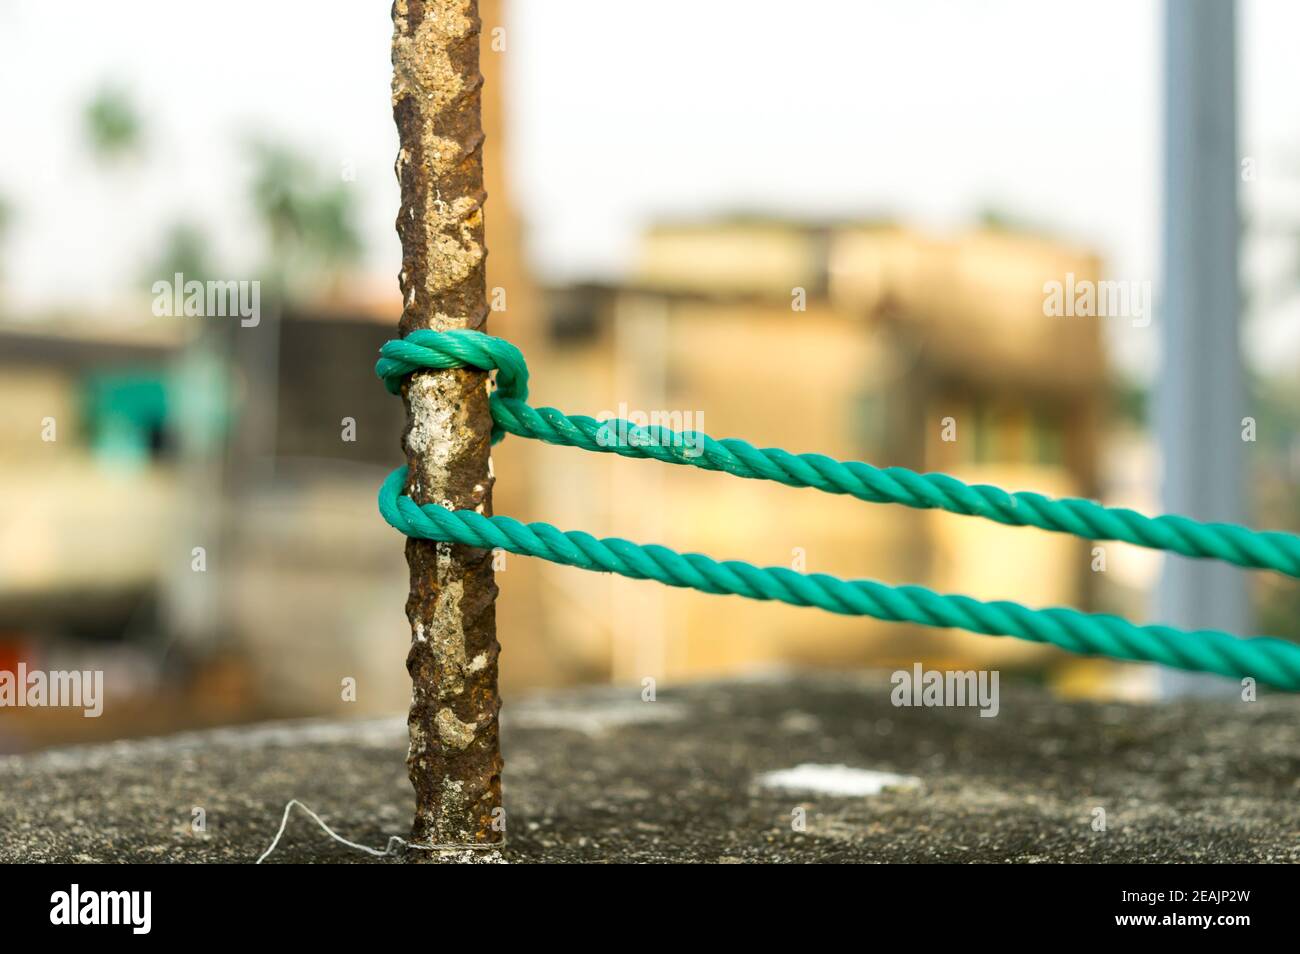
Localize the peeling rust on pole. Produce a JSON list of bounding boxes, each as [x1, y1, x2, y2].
[[391, 0, 502, 856]]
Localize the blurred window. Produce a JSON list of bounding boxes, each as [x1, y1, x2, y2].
[[81, 371, 171, 462]]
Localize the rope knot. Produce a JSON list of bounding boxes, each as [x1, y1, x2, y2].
[[376, 328, 529, 443]]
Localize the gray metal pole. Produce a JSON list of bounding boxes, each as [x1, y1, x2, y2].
[[1156, 0, 1248, 696]]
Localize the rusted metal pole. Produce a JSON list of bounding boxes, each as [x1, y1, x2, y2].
[[391, 0, 503, 855]]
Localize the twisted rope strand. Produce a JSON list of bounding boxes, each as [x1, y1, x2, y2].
[[378, 467, 1300, 690], [376, 330, 1300, 577]]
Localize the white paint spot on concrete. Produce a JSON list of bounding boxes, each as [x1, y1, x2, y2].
[[756, 763, 921, 797]]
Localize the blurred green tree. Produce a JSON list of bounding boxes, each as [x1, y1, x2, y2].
[[145, 221, 215, 287], [83, 86, 144, 163], [245, 138, 362, 299]]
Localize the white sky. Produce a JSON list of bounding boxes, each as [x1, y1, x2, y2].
[[1, 0, 1298, 377]]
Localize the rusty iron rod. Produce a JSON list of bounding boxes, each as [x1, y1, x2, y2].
[[391, 0, 503, 852]]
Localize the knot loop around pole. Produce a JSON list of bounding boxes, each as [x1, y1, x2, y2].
[[376, 329, 529, 443]]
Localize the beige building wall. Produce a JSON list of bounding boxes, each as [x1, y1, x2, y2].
[[521, 222, 1108, 686]]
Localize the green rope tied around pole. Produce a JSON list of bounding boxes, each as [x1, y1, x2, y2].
[[376, 329, 1300, 690], [378, 330, 1300, 578], [377, 329, 528, 443]]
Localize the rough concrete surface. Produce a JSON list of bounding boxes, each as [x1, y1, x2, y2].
[[1, 673, 1297, 863]]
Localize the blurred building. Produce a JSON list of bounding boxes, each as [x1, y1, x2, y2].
[[528, 220, 1106, 682], [0, 0, 1119, 747], [0, 304, 407, 749], [0, 220, 1111, 752]]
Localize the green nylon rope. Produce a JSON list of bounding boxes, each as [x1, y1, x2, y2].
[[377, 468, 1300, 690], [376, 329, 1300, 690], [377, 330, 1300, 578]]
